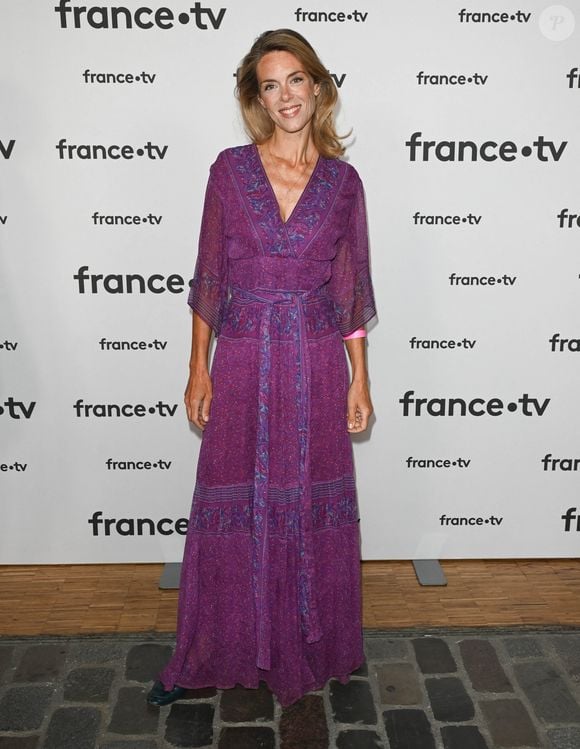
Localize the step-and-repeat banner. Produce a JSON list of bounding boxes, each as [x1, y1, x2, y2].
[[1, 1, 579, 563]]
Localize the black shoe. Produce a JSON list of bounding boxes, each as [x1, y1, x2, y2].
[[146, 680, 187, 706]]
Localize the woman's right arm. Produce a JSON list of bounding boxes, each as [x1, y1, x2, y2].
[[185, 153, 228, 429], [184, 311, 213, 430]]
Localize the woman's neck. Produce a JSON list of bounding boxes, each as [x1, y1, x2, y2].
[[266, 127, 317, 166]]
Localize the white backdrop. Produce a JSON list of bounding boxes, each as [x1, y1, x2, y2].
[[1, 1, 579, 563]]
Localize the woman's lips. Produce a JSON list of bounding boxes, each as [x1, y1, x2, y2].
[[279, 104, 301, 118]]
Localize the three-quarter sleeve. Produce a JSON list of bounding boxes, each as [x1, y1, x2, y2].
[[328, 173, 377, 337], [187, 160, 228, 336]]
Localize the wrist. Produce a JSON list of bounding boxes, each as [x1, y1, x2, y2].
[[350, 373, 368, 386], [189, 360, 209, 376]]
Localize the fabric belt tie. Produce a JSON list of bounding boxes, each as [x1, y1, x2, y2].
[[230, 286, 324, 671]]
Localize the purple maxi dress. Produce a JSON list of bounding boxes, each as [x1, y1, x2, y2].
[[158, 143, 377, 707]]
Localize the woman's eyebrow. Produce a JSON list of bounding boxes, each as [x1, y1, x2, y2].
[[259, 70, 305, 84]]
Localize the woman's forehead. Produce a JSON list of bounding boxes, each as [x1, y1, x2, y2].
[[257, 50, 305, 79]]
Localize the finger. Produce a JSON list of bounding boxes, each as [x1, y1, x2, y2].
[[189, 399, 203, 429], [347, 401, 358, 431], [200, 394, 212, 424], [349, 397, 367, 430], [184, 392, 195, 421], [355, 408, 371, 432], [347, 404, 361, 433]]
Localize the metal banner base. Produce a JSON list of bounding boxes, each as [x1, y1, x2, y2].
[[160, 561, 447, 589], [413, 560, 447, 586], [159, 563, 182, 589]]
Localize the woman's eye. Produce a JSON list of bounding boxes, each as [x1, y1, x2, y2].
[[292, 76, 304, 84], [263, 83, 275, 91]]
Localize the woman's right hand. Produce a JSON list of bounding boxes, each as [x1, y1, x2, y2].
[[184, 368, 213, 430]]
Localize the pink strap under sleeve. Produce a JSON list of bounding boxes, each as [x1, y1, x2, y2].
[[343, 326, 366, 340]]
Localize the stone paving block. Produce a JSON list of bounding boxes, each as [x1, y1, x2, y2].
[[68, 640, 131, 664], [375, 663, 422, 705], [183, 686, 217, 699], [13, 644, 66, 683], [219, 682, 274, 722], [364, 638, 408, 661], [352, 659, 369, 676], [100, 742, 158, 749], [383, 709, 436, 749], [329, 678, 377, 724], [165, 702, 214, 748], [108, 686, 159, 735], [551, 635, 580, 682], [44, 706, 101, 749], [0, 647, 14, 681], [440, 725, 489, 749], [515, 661, 580, 723], [502, 637, 543, 658], [480, 698, 539, 747], [547, 726, 580, 749], [336, 729, 384, 748], [64, 666, 115, 702], [125, 643, 173, 683], [6, 631, 580, 749], [425, 677, 474, 722], [412, 638, 456, 674], [218, 725, 275, 749], [0, 685, 54, 730], [279, 693, 328, 749], [0, 738, 40, 749], [459, 639, 513, 693]]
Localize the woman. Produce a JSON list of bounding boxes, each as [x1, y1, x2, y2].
[[148, 28, 377, 708]]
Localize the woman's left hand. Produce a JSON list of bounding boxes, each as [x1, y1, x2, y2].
[[347, 379, 373, 433]]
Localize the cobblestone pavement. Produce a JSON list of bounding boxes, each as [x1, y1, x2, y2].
[[1, 629, 580, 749]]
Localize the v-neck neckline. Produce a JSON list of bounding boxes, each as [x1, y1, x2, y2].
[[253, 143, 321, 226]]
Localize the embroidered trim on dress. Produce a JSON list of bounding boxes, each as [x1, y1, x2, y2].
[[227, 145, 341, 257], [189, 476, 358, 537]]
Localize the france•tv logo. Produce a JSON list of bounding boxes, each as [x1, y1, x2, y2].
[[562, 507, 580, 532]]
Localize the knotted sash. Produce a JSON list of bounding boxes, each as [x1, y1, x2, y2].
[[230, 286, 325, 671]]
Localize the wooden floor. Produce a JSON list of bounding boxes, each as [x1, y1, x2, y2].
[[0, 559, 579, 636]]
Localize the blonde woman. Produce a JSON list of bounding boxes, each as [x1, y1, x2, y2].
[[148, 28, 377, 708]]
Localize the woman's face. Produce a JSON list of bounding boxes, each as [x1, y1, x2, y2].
[[256, 50, 320, 136]]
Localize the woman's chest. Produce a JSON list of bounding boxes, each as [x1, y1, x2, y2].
[[221, 146, 352, 260]]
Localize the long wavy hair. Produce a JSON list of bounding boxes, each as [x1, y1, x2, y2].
[[236, 29, 347, 158]]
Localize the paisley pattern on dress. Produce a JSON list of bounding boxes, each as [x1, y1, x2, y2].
[[158, 143, 377, 708], [227, 144, 342, 257]]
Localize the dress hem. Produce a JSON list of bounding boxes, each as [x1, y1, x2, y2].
[[159, 656, 365, 708]]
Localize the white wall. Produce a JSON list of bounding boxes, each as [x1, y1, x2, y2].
[[1, 0, 579, 562]]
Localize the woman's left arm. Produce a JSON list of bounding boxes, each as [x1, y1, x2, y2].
[[344, 336, 373, 432]]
